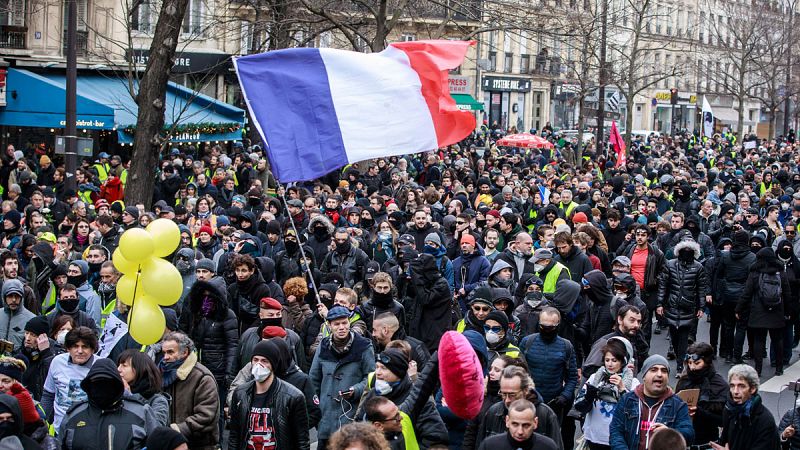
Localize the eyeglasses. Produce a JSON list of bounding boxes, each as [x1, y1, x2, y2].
[[498, 391, 521, 399], [380, 413, 402, 423], [472, 305, 492, 313], [484, 325, 503, 333]]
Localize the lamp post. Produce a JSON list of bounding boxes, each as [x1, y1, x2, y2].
[[65, 0, 77, 192]]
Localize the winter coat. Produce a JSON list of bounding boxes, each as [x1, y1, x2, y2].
[[227, 270, 271, 322], [406, 253, 453, 352], [18, 342, 61, 401], [582, 269, 616, 343], [675, 367, 727, 445], [471, 395, 563, 450], [778, 407, 800, 450], [716, 246, 757, 305], [179, 278, 239, 387], [736, 249, 794, 329], [719, 395, 778, 450], [321, 244, 370, 288], [609, 385, 694, 450], [518, 333, 578, 403], [555, 246, 594, 283], [657, 240, 710, 328], [477, 432, 557, 450], [496, 248, 536, 284], [309, 332, 375, 439], [164, 352, 220, 450], [0, 291, 35, 352], [357, 294, 406, 336], [273, 245, 314, 286], [407, 223, 443, 252], [228, 378, 310, 450], [237, 326, 306, 375], [453, 250, 491, 296], [0, 390, 54, 450], [307, 215, 335, 266], [75, 282, 102, 330]]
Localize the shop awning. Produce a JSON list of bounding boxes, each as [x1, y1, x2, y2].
[[0, 68, 245, 143], [451, 94, 484, 111], [712, 107, 756, 127]]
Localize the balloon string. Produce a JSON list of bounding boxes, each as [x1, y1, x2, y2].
[[129, 264, 141, 324]]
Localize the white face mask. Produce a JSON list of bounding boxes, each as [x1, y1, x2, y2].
[[251, 363, 271, 383], [613, 293, 627, 302], [533, 264, 545, 273], [783, 203, 791, 211], [485, 331, 501, 345], [56, 330, 68, 346], [375, 379, 393, 395]]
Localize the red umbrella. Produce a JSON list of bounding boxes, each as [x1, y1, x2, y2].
[[496, 133, 554, 149]]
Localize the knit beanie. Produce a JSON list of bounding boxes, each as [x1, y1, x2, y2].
[[24, 316, 49, 336], [198, 225, 213, 237], [485, 310, 509, 332], [195, 258, 215, 273], [377, 348, 409, 379], [145, 426, 188, 450], [6, 383, 39, 425], [639, 354, 670, 379], [124, 206, 140, 220]]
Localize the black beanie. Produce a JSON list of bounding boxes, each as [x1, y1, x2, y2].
[[265, 220, 281, 235], [252, 340, 278, 365], [145, 426, 188, 450], [24, 316, 49, 336], [485, 310, 509, 331], [733, 229, 750, 247], [377, 348, 409, 379]]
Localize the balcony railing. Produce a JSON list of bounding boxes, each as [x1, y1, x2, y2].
[[0, 26, 26, 49], [62, 30, 88, 57]]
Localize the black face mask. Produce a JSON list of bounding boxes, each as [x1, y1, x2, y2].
[[313, 227, 328, 239], [476, 219, 487, 228], [248, 197, 261, 206], [778, 246, 794, 260], [260, 317, 283, 329], [336, 240, 351, 255], [284, 239, 299, 253], [372, 291, 393, 307], [678, 248, 694, 262], [538, 324, 559, 341], [361, 218, 374, 229], [88, 262, 102, 273], [88, 380, 122, 410], [389, 220, 401, 230], [59, 299, 79, 313], [751, 245, 763, 254], [0, 421, 13, 439], [67, 273, 87, 287]]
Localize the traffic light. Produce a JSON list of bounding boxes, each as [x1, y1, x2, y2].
[[670, 88, 679, 105]]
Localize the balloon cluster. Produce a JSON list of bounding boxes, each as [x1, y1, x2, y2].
[[114, 219, 182, 345]]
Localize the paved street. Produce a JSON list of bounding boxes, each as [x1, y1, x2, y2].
[[650, 317, 799, 422]]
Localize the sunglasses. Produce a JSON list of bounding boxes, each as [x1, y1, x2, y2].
[[484, 325, 503, 333], [685, 354, 703, 362], [472, 305, 492, 312], [456, 221, 466, 225]]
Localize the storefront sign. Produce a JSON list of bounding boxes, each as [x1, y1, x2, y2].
[[449, 76, 471, 94], [58, 119, 106, 127], [125, 49, 232, 74], [482, 76, 531, 92], [654, 90, 697, 104]]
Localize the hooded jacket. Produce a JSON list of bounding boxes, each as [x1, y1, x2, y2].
[[357, 292, 406, 336], [555, 245, 594, 283], [59, 359, 157, 449], [658, 239, 710, 327], [0, 279, 34, 352], [609, 384, 694, 450], [736, 248, 794, 329], [307, 215, 335, 267], [0, 394, 41, 450], [179, 277, 239, 386], [582, 270, 616, 343], [174, 248, 196, 313], [716, 241, 757, 305], [227, 267, 271, 321], [406, 253, 453, 352]]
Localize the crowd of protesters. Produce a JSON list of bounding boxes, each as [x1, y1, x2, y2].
[[0, 126, 798, 450]]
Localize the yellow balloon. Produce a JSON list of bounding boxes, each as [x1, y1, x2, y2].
[[128, 299, 166, 345], [112, 248, 139, 275], [116, 273, 141, 306], [141, 257, 183, 306], [119, 228, 155, 263], [147, 218, 181, 258]]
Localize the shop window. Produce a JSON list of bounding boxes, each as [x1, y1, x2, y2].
[[182, 0, 203, 35], [131, 0, 151, 32], [520, 54, 530, 74], [504, 53, 512, 73], [488, 51, 497, 71]]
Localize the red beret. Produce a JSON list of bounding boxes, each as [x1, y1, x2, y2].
[[261, 326, 287, 339], [572, 212, 588, 224], [486, 210, 501, 219], [260, 297, 282, 311]]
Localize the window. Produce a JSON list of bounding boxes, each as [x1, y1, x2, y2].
[[62, 0, 88, 55], [503, 31, 511, 53], [699, 12, 705, 42], [239, 21, 252, 55], [319, 30, 332, 48], [131, 0, 151, 32], [0, 0, 25, 26], [504, 53, 512, 72], [489, 51, 497, 71], [520, 54, 530, 73], [182, 0, 202, 35], [400, 33, 415, 41]]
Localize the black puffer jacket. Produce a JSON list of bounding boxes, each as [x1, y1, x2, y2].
[[657, 240, 710, 327], [357, 294, 406, 335], [180, 277, 239, 386], [406, 253, 453, 352], [715, 245, 756, 305], [228, 378, 310, 450], [736, 248, 793, 329]]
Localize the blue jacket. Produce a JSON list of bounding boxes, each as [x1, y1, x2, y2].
[[453, 251, 491, 295], [309, 332, 375, 439], [518, 333, 578, 403], [609, 385, 694, 450]]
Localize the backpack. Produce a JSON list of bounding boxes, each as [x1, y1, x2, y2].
[[757, 272, 783, 311]]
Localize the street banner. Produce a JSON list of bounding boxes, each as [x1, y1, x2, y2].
[[610, 120, 626, 168], [702, 96, 714, 138]]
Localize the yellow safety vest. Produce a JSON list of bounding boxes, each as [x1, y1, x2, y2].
[[100, 299, 116, 329], [400, 412, 420, 450], [41, 283, 57, 314], [78, 190, 93, 205], [93, 163, 110, 182], [537, 262, 570, 294], [120, 169, 128, 187], [456, 319, 466, 333]]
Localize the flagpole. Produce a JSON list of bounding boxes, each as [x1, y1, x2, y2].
[[278, 184, 322, 305]]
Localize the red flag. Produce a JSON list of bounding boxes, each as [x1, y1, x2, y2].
[[610, 121, 626, 168]]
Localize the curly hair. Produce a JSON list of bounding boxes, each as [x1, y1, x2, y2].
[[283, 277, 309, 299], [328, 422, 391, 450]]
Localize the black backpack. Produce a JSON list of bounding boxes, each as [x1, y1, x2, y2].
[[757, 272, 783, 311]]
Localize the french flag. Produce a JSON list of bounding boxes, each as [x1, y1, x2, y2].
[[234, 40, 476, 183]]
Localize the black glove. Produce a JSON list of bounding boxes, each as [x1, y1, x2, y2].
[[549, 395, 569, 410]]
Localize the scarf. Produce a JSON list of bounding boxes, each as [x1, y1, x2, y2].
[[159, 358, 185, 388], [197, 210, 211, 220], [725, 393, 760, 418], [330, 332, 354, 356], [74, 233, 89, 246], [200, 295, 214, 317]]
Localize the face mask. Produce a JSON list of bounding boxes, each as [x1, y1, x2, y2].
[[260, 317, 283, 330], [59, 299, 79, 313], [423, 245, 440, 255], [613, 293, 627, 302], [539, 324, 559, 340], [251, 363, 271, 382], [778, 247, 793, 260], [0, 421, 14, 439], [533, 264, 545, 273], [485, 331, 501, 345], [67, 273, 87, 287], [678, 248, 694, 262], [248, 197, 261, 206], [525, 291, 543, 308], [494, 277, 512, 288], [88, 381, 122, 409], [783, 203, 790, 210], [336, 240, 351, 254], [313, 227, 328, 239], [476, 219, 487, 228], [284, 239, 298, 253], [375, 379, 393, 395], [361, 218, 374, 228], [88, 262, 102, 273], [56, 329, 68, 345], [175, 260, 192, 273]]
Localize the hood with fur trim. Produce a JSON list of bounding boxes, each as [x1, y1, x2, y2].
[[308, 214, 335, 234], [673, 239, 701, 259]]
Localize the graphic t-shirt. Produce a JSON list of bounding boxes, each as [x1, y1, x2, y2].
[[246, 391, 277, 450]]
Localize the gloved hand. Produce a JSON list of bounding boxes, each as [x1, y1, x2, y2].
[[548, 395, 569, 411]]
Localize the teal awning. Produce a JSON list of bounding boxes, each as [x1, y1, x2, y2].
[[451, 93, 484, 111], [0, 68, 245, 143]]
